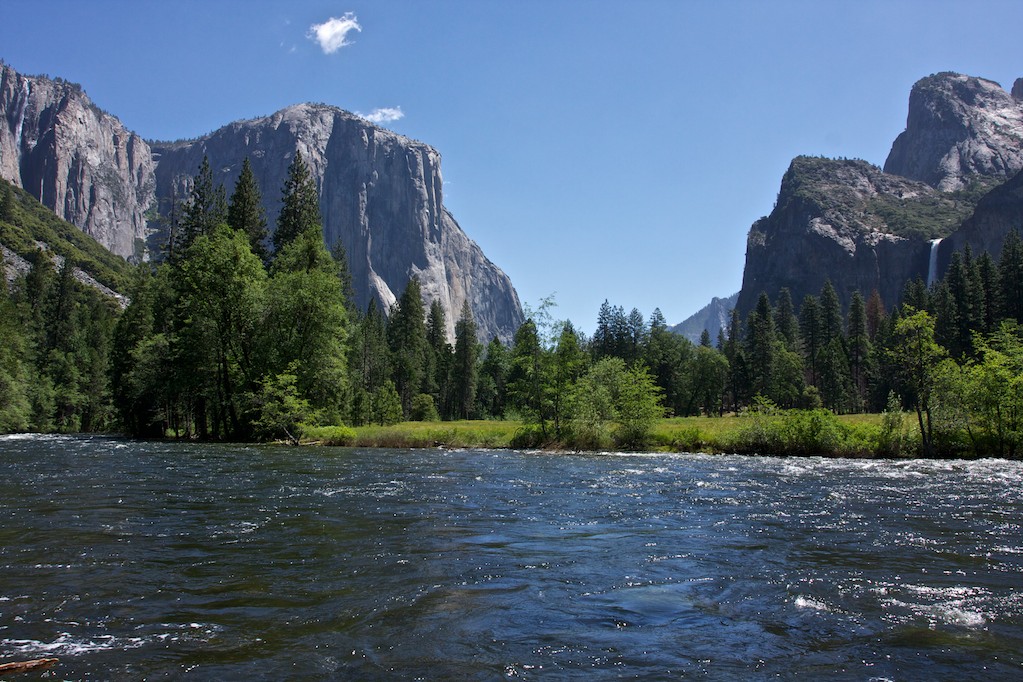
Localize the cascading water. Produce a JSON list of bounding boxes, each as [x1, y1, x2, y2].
[[927, 238, 943, 287]]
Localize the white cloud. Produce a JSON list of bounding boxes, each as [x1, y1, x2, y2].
[[307, 12, 361, 54], [358, 107, 405, 125]]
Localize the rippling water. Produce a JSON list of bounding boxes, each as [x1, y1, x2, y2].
[[1, 435, 1022, 679]]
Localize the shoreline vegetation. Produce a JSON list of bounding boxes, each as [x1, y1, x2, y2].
[[297, 410, 931, 459], [4, 160, 1023, 462]]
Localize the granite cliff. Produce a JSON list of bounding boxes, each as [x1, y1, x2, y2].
[[735, 72, 1023, 318], [150, 103, 522, 342], [884, 73, 1023, 191], [0, 65, 523, 342], [0, 64, 155, 260]]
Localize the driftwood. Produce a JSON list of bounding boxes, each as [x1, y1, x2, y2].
[[0, 658, 58, 676]]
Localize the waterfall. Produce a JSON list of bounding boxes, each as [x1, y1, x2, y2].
[[927, 238, 943, 287]]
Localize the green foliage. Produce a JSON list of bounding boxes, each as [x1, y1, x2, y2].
[[570, 357, 664, 449], [0, 179, 131, 292], [274, 151, 322, 253], [254, 363, 311, 444], [227, 157, 269, 264], [370, 380, 403, 426], [410, 393, 440, 421]]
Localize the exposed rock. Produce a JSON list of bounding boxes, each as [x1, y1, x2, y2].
[[0, 64, 155, 260], [0, 65, 523, 342], [884, 72, 1023, 191], [736, 157, 975, 316], [939, 167, 1023, 274], [150, 104, 522, 342], [670, 292, 738, 343], [1013, 78, 1023, 102]]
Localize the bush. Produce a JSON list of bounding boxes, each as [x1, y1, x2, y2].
[[410, 393, 439, 421]]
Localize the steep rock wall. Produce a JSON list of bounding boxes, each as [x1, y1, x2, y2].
[[151, 104, 522, 342], [884, 72, 1023, 191], [0, 64, 155, 259]]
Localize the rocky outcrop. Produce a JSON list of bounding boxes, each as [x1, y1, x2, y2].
[[736, 157, 975, 316], [151, 104, 522, 342], [884, 73, 1023, 191], [670, 292, 737, 343], [0, 64, 155, 260], [938, 168, 1023, 273]]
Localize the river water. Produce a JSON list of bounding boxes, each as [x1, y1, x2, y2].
[[1, 435, 1022, 680]]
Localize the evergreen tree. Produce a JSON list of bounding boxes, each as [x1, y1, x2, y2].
[[227, 157, 269, 264], [451, 301, 480, 420], [745, 292, 777, 400], [347, 299, 391, 425], [274, 151, 322, 253], [425, 300, 452, 417], [799, 294, 823, 387], [179, 156, 227, 252], [998, 230, 1023, 323], [477, 336, 510, 418], [699, 328, 712, 348], [846, 291, 872, 411], [774, 287, 800, 350], [819, 280, 844, 347], [976, 251, 999, 334], [387, 277, 427, 417]]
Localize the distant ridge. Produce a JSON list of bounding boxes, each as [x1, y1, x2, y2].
[[670, 292, 738, 343]]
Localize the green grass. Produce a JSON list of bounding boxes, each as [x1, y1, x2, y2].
[[300, 412, 920, 458]]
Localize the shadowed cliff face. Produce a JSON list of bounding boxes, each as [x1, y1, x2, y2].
[[0, 64, 155, 260], [151, 104, 523, 343], [736, 157, 976, 316], [884, 73, 1023, 191], [736, 73, 1023, 318]]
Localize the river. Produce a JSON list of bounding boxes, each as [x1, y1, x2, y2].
[[1, 435, 1021, 679]]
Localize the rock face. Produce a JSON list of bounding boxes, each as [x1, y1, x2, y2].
[[670, 292, 737, 343], [151, 103, 522, 342], [939, 168, 1023, 271], [737, 72, 1023, 317], [0, 64, 155, 260], [0, 65, 523, 342], [736, 157, 973, 316], [883, 73, 1023, 191]]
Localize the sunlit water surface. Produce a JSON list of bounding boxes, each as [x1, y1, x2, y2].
[[1, 435, 1022, 679]]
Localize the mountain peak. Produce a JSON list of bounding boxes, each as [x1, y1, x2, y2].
[[883, 72, 1023, 190]]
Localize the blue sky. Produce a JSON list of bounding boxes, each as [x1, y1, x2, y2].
[[4, 0, 1022, 332]]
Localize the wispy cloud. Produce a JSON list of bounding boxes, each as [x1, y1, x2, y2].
[[307, 12, 361, 54], [358, 107, 405, 125]]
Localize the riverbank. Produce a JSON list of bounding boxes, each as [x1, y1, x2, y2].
[[300, 411, 917, 458]]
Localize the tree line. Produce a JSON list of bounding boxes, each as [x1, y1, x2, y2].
[[2, 155, 1022, 456]]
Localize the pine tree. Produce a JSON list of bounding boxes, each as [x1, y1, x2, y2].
[[227, 157, 269, 264], [387, 277, 427, 417], [745, 292, 776, 400], [774, 287, 800, 350], [998, 230, 1023, 323], [477, 336, 510, 418], [179, 156, 227, 252], [452, 301, 480, 420], [274, 150, 322, 253], [424, 300, 451, 416], [846, 291, 872, 411], [799, 294, 822, 387]]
